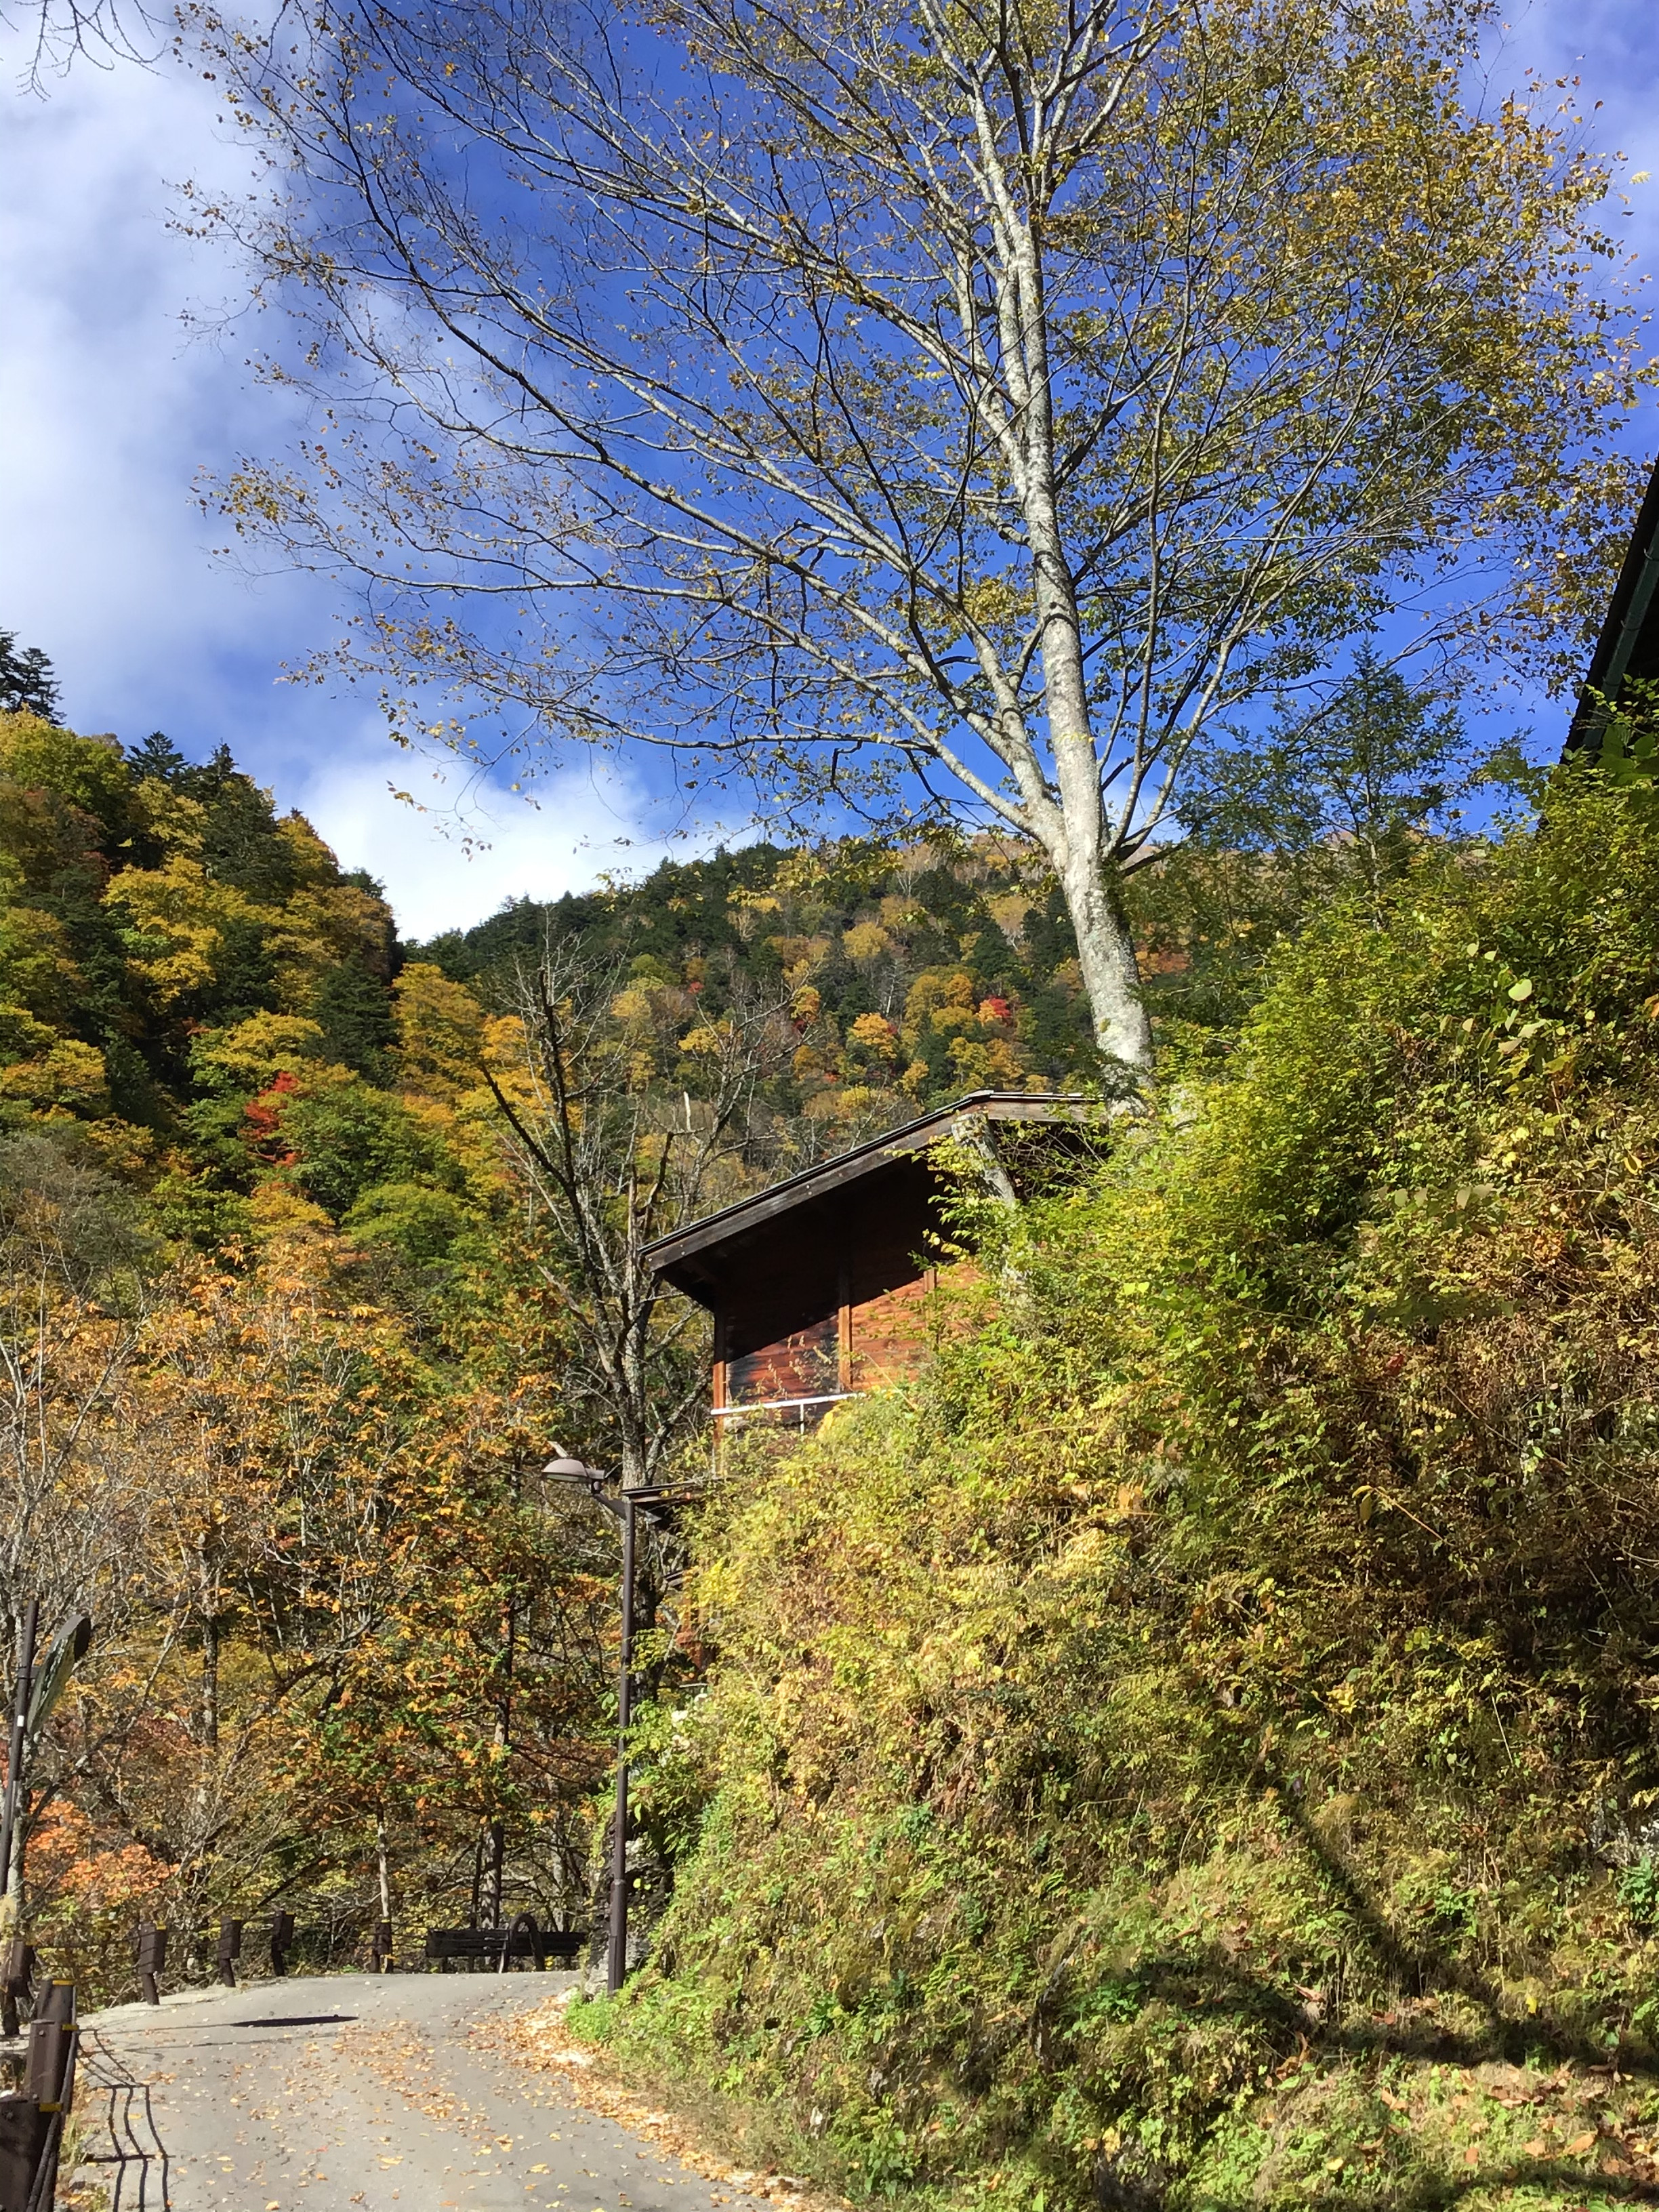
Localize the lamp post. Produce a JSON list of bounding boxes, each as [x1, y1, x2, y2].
[[544, 1456, 697, 1995]]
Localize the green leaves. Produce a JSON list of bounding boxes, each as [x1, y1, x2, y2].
[[578, 769, 1659, 2209]]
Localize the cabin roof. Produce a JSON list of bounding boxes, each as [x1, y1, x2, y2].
[[642, 1090, 1092, 1358], [1565, 455, 1659, 754]]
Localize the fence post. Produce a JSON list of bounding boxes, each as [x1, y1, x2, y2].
[[24, 2011, 69, 2108], [0, 2093, 47, 2212], [16, 1986, 75, 2212], [0, 1946, 30, 2044], [216, 1920, 243, 1988], [269, 1913, 294, 1979], [134, 1923, 167, 2006]]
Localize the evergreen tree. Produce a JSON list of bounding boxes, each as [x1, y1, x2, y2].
[[125, 731, 193, 784], [0, 633, 61, 724], [1177, 653, 1469, 890]]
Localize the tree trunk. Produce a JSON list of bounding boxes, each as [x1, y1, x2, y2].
[[197, 1532, 220, 1751], [376, 1811, 392, 1923], [194, 1537, 221, 1836], [1019, 317, 1156, 1084], [487, 1595, 514, 1929], [6, 1794, 24, 1911], [1059, 850, 1155, 1082], [487, 1820, 505, 1931], [199, 1616, 219, 1751]]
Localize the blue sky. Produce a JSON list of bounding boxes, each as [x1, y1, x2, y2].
[[0, 27, 704, 937], [1, 1, 1656, 940]]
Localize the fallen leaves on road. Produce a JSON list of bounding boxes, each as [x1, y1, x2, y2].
[[478, 1994, 848, 2212], [336, 2020, 499, 2155]]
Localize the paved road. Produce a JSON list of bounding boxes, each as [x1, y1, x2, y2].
[[75, 1969, 769, 2212]]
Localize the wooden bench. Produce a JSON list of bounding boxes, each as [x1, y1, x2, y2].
[[424, 1920, 585, 1971]]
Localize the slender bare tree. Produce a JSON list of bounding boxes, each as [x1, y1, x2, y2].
[[3, 0, 160, 89], [486, 940, 790, 1486], [205, 0, 1652, 1080], [0, 1137, 156, 1906]]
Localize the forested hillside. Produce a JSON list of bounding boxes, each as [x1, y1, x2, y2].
[[421, 837, 1102, 1118], [0, 709, 623, 1991], [572, 762, 1659, 2212], [0, 702, 1142, 1999]]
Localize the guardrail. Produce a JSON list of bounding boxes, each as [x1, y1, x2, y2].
[[0, 1981, 77, 2212]]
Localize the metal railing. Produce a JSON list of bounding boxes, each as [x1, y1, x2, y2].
[[711, 1391, 861, 1433]]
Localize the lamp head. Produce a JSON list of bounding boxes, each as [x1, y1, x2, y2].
[[543, 1451, 598, 1483]]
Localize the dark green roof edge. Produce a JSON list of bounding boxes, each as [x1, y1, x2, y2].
[[1565, 455, 1659, 754]]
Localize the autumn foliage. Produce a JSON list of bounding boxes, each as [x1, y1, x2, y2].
[[577, 767, 1659, 2208]]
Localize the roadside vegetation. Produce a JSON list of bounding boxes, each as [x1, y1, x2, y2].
[[0, 691, 1113, 2000], [571, 761, 1659, 2211]]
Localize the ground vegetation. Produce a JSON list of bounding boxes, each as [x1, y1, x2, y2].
[[570, 760, 1659, 2211]]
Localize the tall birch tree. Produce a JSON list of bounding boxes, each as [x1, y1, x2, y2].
[[208, 0, 1651, 1080]]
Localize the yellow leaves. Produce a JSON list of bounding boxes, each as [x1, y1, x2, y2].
[[609, 986, 655, 1025], [958, 576, 1028, 634], [0, 716, 132, 830], [770, 935, 831, 986], [948, 1033, 1025, 1089], [1052, 1525, 1114, 1580], [902, 968, 976, 1046], [0, 1038, 110, 1116], [192, 1013, 329, 1090], [104, 857, 259, 1006], [130, 775, 207, 857], [0, 906, 80, 1035], [842, 920, 891, 964], [847, 1011, 899, 1061], [272, 882, 394, 1015], [392, 962, 487, 1101], [246, 1179, 335, 1247]]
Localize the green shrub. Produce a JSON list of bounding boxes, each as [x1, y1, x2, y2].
[[582, 768, 1659, 2209]]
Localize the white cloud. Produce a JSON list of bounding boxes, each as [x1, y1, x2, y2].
[[290, 736, 714, 941], [0, 48, 318, 730], [0, 43, 719, 930]]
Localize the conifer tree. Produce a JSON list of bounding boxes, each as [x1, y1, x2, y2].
[[0, 634, 61, 724]]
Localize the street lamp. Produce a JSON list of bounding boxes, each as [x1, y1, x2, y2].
[[543, 1454, 670, 1996]]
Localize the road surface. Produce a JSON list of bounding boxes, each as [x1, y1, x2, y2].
[[72, 1968, 771, 2212]]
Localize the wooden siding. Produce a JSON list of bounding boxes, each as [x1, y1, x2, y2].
[[849, 1273, 939, 1391], [725, 1316, 840, 1406], [720, 1267, 967, 1411]]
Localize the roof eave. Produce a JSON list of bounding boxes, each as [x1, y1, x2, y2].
[[641, 1090, 1094, 1280], [1566, 455, 1659, 755]]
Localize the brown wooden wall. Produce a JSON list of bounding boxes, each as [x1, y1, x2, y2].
[[722, 1317, 839, 1408], [715, 1269, 957, 1414]]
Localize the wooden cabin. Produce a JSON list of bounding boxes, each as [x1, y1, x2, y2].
[[1566, 455, 1659, 756], [642, 1090, 1094, 1436]]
